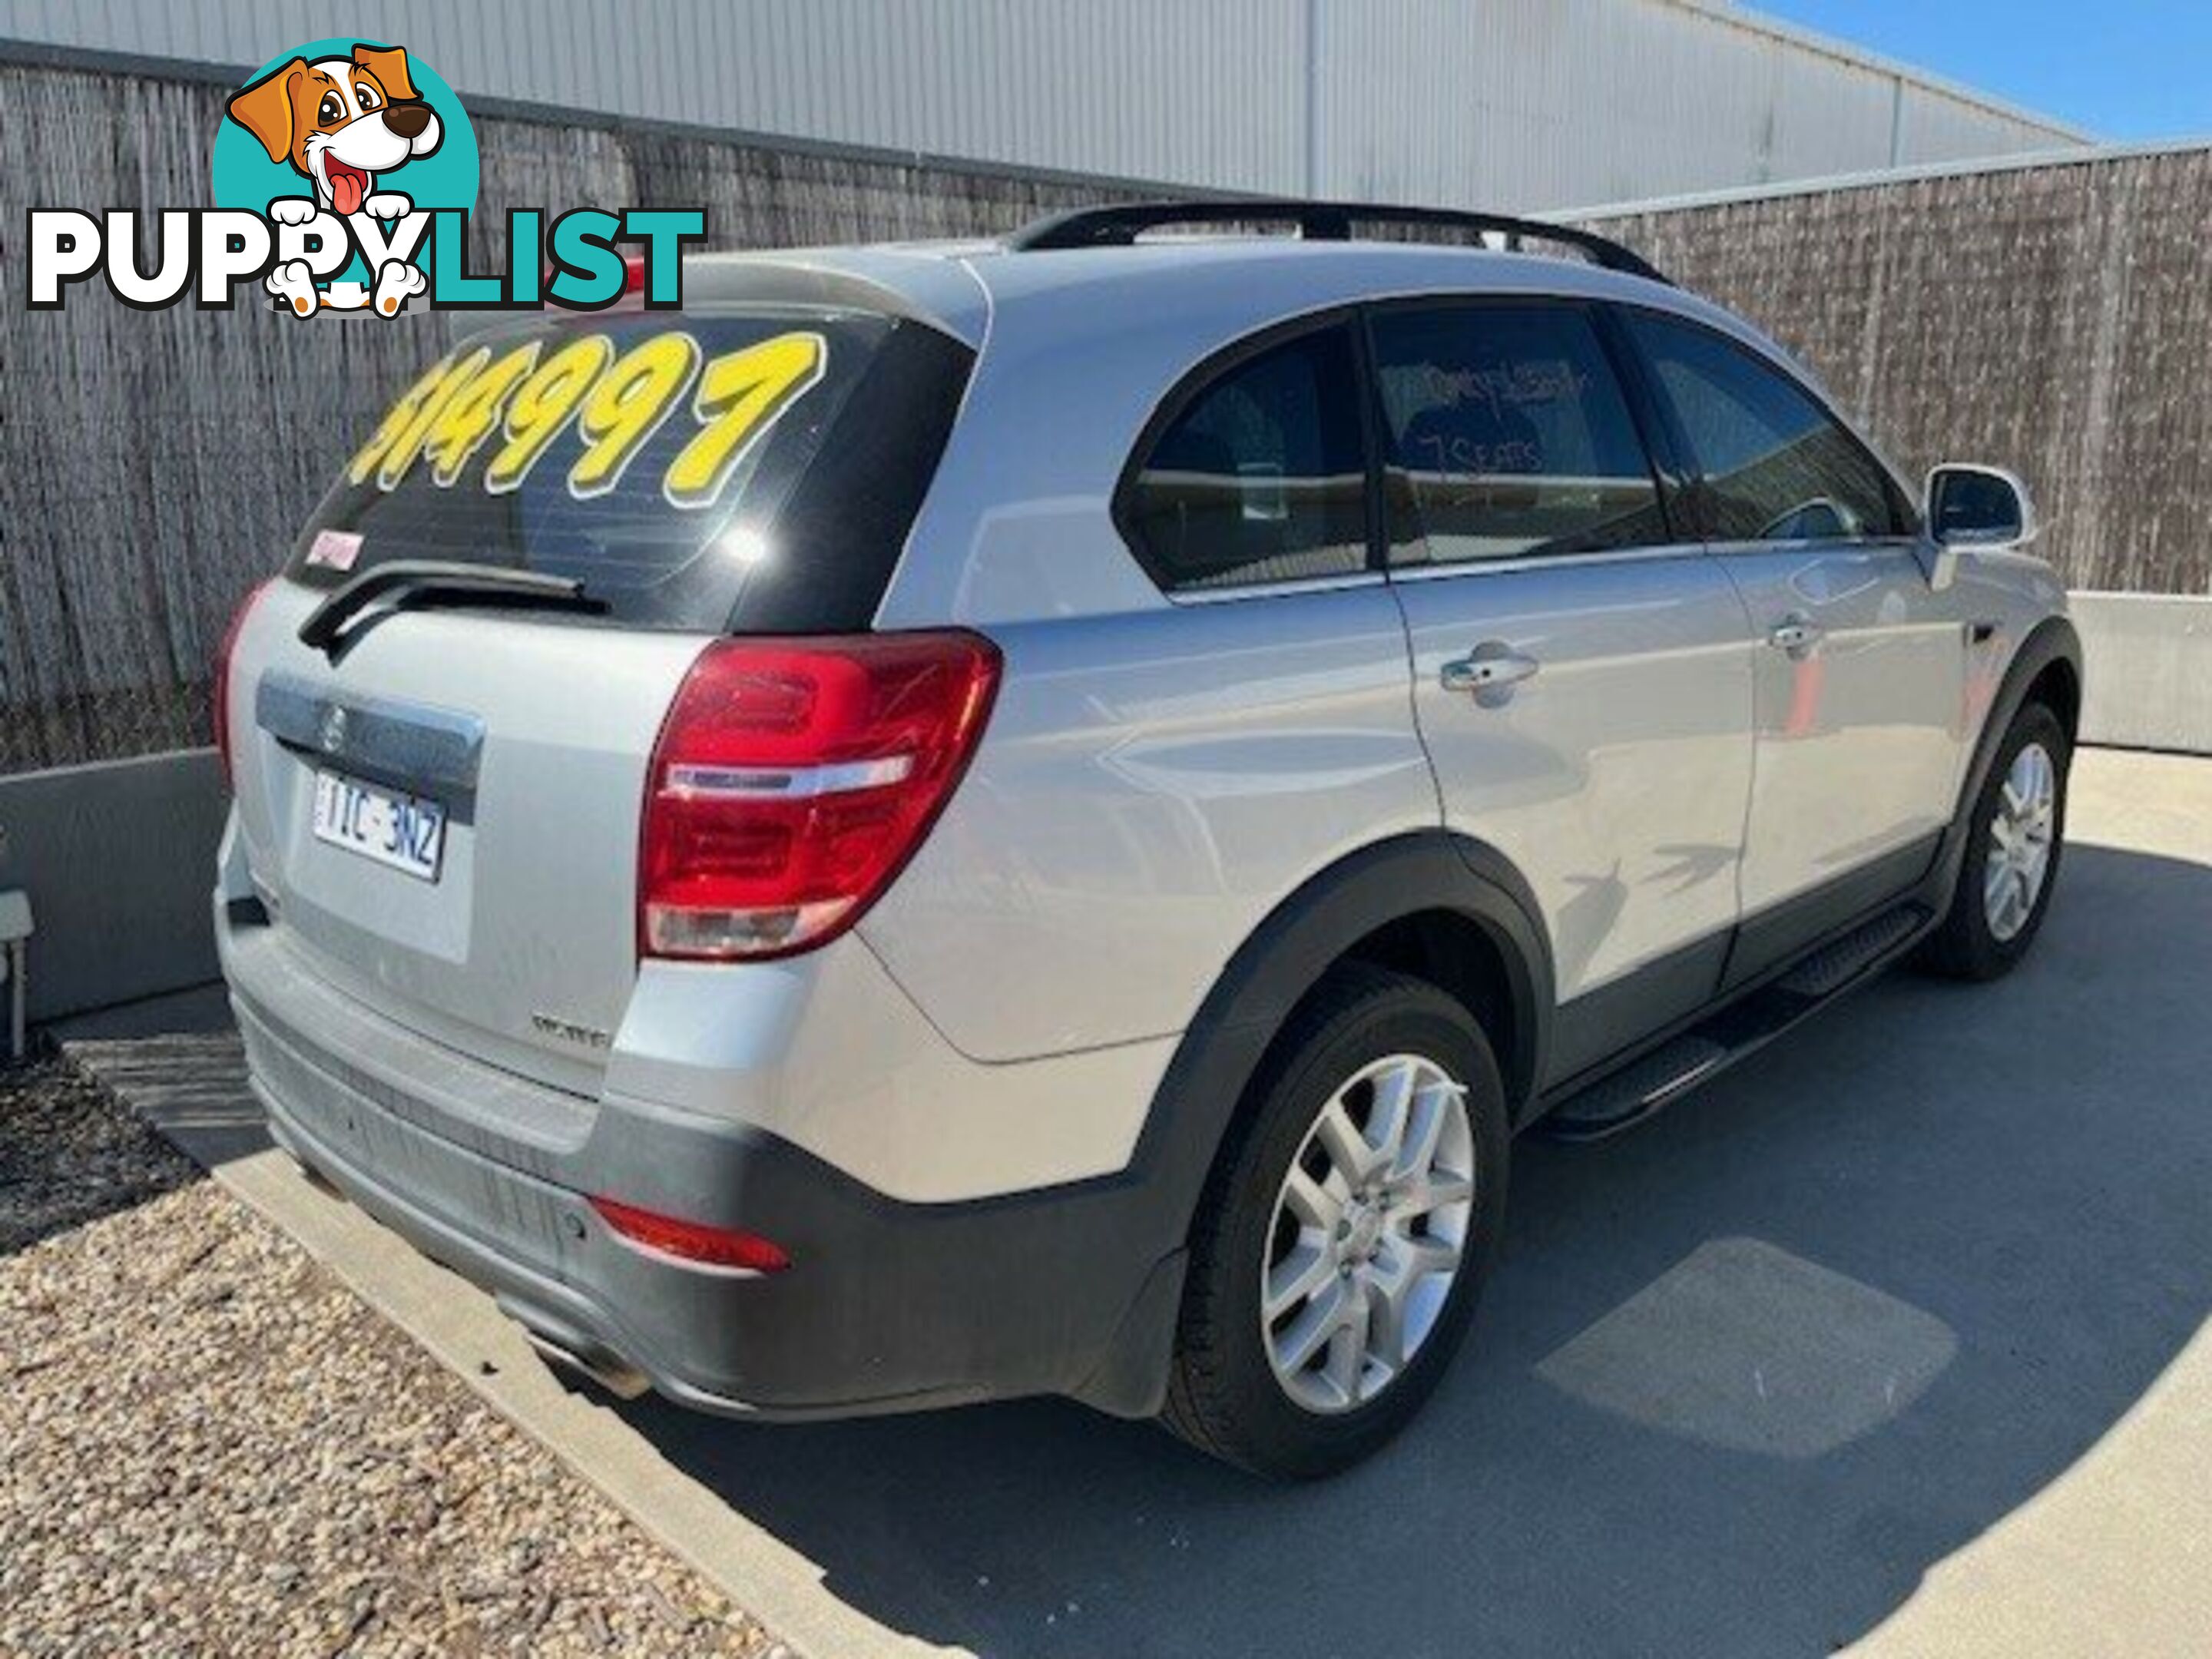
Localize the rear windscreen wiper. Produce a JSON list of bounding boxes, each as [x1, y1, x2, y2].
[[298, 560, 607, 653]]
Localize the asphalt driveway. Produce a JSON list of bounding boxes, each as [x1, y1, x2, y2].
[[61, 749, 2212, 1657]]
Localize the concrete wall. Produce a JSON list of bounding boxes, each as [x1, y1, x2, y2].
[[0, 751, 225, 1021], [2071, 595, 2212, 756]]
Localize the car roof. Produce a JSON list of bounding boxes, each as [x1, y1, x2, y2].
[[690, 235, 1689, 329], [679, 233, 1806, 385]]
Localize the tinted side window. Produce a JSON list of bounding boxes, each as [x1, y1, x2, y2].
[[1369, 302, 1667, 565], [1622, 311, 1910, 542], [1124, 324, 1369, 591]]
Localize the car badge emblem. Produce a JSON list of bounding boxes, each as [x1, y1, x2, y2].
[[320, 704, 349, 753]]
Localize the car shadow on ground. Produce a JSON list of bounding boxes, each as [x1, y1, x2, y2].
[[621, 839, 2212, 1657]]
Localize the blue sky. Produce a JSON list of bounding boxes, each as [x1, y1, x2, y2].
[[1752, 1, 2212, 142]]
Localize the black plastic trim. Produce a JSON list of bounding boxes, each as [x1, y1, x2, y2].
[[739, 318, 975, 634], [1125, 830, 1554, 1182], [1533, 866, 1926, 1118], [1926, 615, 2085, 899], [296, 562, 600, 654], [1547, 930, 1731, 1088], [226, 830, 1549, 1422], [1724, 833, 1941, 990], [1060, 830, 1555, 1403]]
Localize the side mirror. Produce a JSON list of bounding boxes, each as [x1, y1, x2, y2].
[[1927, 464, 2035, 551], [1922, 465, 2035, 592]]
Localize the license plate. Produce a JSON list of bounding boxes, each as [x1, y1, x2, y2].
[[311, 770, 447, 882]]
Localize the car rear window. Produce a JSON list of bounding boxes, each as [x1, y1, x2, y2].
[[289, 308, 974, 634]]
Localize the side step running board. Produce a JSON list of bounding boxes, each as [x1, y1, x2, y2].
[[1541, 1035, 1727, 1140], [1773, 904, 1924, 1000], [1544, 902, 1931, 1142]]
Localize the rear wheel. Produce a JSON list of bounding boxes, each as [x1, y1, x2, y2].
[[1920, 702, 2069, 980], [1161, 964, 1508, 1478]]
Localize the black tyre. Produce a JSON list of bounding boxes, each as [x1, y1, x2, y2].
[[1161, 963, 1509, 1479], [1919, 701, 2070, 981]]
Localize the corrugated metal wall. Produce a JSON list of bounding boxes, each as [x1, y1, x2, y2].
[[1316, 0, 1928, 210], [1580, 144, 2212, 599], [0, 0, 2085, 210]]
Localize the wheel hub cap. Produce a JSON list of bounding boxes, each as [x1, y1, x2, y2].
[[1261, 1053, 1475, 1416], [1984, 740, 2056, 942], [1339, 1203, 1382, 1261]]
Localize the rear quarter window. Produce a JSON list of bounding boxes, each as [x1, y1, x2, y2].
[[290, 309, 973, 634], [1119, 321, 1370, 592]]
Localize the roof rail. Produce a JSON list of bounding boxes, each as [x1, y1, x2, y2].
[[1005, 199, 1670, 284]]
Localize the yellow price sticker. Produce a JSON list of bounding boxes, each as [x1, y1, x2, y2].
[[346, 353, 463, 487], [423, 342, 542, 488], [482, 335, 615, 496], [665, 333, 826, 509], [357, 328, 830, 508], [376, 348, 491, 492], [568, 332, 701, 500]]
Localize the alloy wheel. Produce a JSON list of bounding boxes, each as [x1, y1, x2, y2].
[[1260, 1053, 1475, 1414], [1984, 740, 2057, 942]]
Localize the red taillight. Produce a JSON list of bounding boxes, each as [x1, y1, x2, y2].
[[621, 251, 648, 296], [588, 1196, 791, 1273], [639, 631, 1000, 961], [212, 578, 274, 791]]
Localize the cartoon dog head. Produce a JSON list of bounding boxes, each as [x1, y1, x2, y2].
[[227, 45, 442, 216]]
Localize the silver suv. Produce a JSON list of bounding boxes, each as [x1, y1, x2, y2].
[[215, 201, 2081, 1477]]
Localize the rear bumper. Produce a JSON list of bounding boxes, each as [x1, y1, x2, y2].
[[219, 899, 1185, 1421]]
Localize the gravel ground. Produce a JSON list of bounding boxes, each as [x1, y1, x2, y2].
[[0, 1055, 781, 1658]]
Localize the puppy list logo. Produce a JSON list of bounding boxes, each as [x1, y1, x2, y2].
[[219, 38, 469, 316], [27, 38, 703, 319]]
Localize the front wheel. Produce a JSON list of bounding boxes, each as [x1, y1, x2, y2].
[[1919, 701, 2070, 980], [1161, 965, 1509, 1478]]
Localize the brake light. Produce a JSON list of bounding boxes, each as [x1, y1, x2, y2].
[[639, 631, 1000, 960], [212, 578, 274, 791], [588, 1196, 791, 1273]]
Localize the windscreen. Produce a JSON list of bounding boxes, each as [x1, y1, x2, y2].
[[290, 307, 973, 634]]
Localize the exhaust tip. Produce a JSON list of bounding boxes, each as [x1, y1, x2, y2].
[[500, 1298, 652, 1400]]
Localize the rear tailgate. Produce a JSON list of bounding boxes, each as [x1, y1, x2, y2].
[[226, 587, 703, 1094], [219, 305, 974, 1096]]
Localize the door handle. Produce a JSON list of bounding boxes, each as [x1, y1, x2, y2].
[[1768, 615, 1825, 656], [1439, 645, 1540, 696]]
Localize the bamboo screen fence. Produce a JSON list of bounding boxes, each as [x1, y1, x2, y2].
[[0, 58, 1137, 772], [1583, 145, 2212, 601]]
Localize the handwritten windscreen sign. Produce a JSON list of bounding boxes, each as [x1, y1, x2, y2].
[[347, 329, 829, 509]]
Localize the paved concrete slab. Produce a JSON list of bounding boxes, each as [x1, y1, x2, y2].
[[71, 749, 2212, 1657]]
